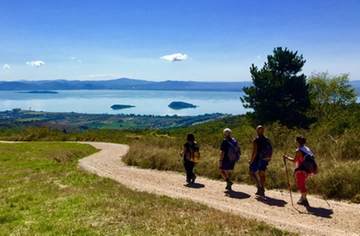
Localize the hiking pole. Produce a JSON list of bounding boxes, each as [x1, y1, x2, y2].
[[266, 168, 283, 195], [309, 176, 331, 207], [284, 159, 294, 206]]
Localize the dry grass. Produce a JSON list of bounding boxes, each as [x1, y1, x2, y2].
[[124, 122, 360, 203]]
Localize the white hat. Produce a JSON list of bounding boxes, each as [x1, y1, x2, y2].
[[223, 128, 232, 134]]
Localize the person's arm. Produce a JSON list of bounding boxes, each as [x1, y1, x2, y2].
[[282, 150, 302, 162], [248, 140, 258, 164], [180, 146, 187, 156], [219, 150, 225, 167]]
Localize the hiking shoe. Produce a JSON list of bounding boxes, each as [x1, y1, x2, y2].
[[297, 197, 309, 206], [225, 179, 233, 191], [191, 175, 196, 184], [186, 178, 190, 183], [255, 186, 265, 197]]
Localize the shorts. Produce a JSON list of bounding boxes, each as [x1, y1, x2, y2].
[[221, 160, 235, 170], [249, 160, 268, 172]]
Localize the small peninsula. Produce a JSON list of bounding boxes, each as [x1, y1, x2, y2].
[[111, 104, 135, 110], [18, 90, 59, 94], [168, 101, 197, 110]]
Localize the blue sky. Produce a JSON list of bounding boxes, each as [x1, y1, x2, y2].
[[0, 0, 359, 81]]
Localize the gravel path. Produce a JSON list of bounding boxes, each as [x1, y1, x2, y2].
[[78, 142, 359, 236]]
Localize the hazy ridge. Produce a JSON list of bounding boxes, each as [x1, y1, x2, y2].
[[1, 78, 359, 92], [0, 78, 253, 92]]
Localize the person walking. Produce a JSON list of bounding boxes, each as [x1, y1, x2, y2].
[[282, 136, 313, 206], [219, 128, 238, 191], [180, 133, 198, 183], [248, 125, 271, 197]]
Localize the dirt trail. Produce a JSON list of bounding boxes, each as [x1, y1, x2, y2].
[[76, 142, 360, 236]]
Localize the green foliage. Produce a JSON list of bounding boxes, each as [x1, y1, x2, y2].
[[241, 47, 313, 129], [309, 72, 358, 134], [0, 142, 295, 235]]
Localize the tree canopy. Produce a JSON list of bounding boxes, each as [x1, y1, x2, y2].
[[308, 72, 358, 133], [241, 47, 313, 128]]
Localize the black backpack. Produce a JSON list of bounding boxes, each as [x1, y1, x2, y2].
[[258, 136, 273, 161], [295, 146, 318, 174]]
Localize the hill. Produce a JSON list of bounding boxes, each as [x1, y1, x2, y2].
[[1, 78, 359, 93], [0, 78, 252, 92]]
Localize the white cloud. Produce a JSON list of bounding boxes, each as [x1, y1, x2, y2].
[[161, 53, 188, 62], [78, 60, 82, 63], [257, 55, 261, 59], [71, 57, 75, 60], [26, 60, 45, 67], [3, 64, 10, 69]]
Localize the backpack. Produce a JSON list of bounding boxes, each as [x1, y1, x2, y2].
[[227, 138, 241, 162], [295, 146, 318, 174], [185, 142, 200, 163], [258, 136, 273, 161]]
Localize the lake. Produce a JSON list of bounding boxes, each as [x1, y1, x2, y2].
[[0, 90, 248, 116]]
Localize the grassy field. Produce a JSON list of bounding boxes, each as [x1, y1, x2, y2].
[[1, 114, 360, 203], [0, 142, 295, 235], [123, 119, 360, 203]]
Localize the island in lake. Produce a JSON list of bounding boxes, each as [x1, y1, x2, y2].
[[168, 101, 198, 110], [111, 104, 135, 110], [18, 90, 59, 94]]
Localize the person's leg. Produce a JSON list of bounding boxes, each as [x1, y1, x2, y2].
[[249, 161, 264, 195], [184, 161, 192, 182], [248, 170, 258, 185], [189, 161, 196, 182], [220, 161, 231, 180], [220, 170, 227, 180], [224, 170, 233, 190], [227, 170, 232, 181], [296, 171, 309, 205], [249, 161, 260, 187], [259, 171, 266, 188], [259, 161, 268, 189]]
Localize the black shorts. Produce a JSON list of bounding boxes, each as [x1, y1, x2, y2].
[[220, 160, 235, 170]]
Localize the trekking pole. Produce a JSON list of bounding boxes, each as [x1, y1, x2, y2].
[[266, 168, 283, 195], [284, 159, 294, 206], [309, 176, 331, 207]]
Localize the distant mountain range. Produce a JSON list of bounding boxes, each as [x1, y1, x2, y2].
[[0, 78, 359, 93], [0, 78, 252, 92]]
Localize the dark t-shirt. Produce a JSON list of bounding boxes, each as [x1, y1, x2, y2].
[[184, 142, 190, 161], [220, 139, 229, 161], [254, 135, 266, 161]]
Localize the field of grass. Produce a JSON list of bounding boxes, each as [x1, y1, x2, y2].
[[123, 118, 360, 203], [1, 114, 359, 203], [0, 142, 295, 235]]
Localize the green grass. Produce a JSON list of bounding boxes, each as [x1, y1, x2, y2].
[[1, 114, 360, 203], [0, 142, 295, 235]]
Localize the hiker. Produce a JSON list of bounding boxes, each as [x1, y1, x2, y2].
[[282, 136, 313, 206], [248, 125, 272, 197], [220, 128, 241, 191], [180, 133, 199, 183]]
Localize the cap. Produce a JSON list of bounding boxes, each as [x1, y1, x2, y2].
[[256, 125, 264, 130], [223, 128, 232, 134]]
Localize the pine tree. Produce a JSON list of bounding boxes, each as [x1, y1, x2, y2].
[[241, 47, 313, 128]]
